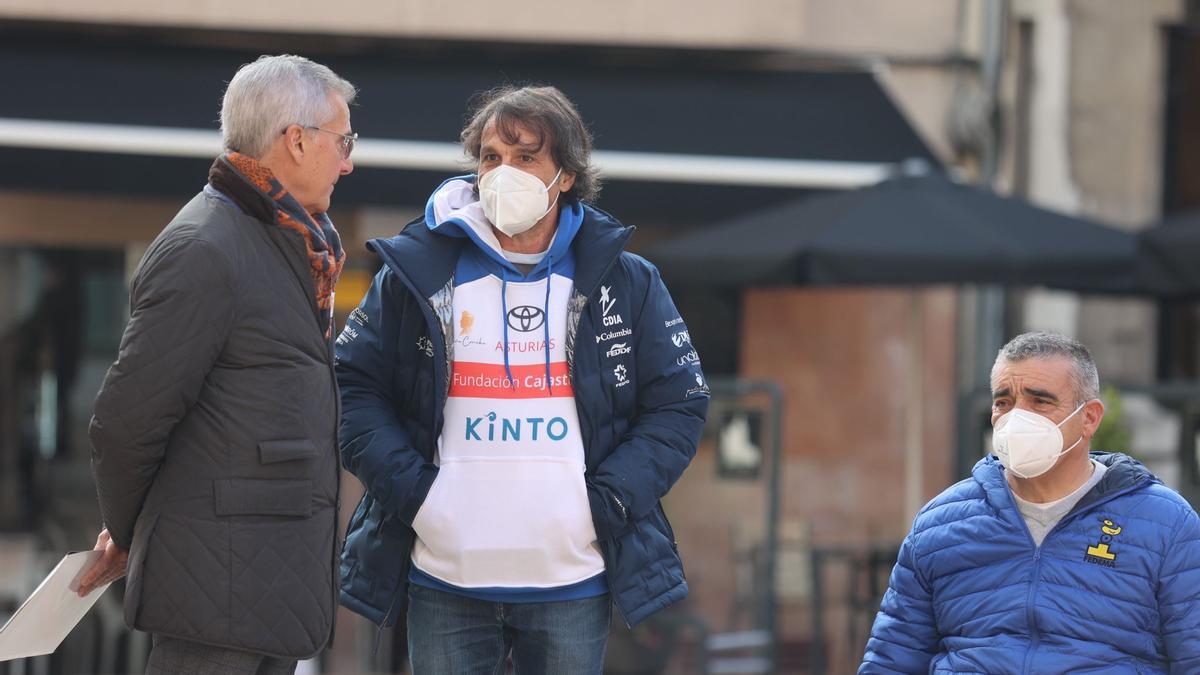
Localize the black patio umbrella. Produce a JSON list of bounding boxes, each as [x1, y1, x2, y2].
[[1138, 210, 1200, 297], [647, 172, 1140, 528], [651, 173, 1138, 294]]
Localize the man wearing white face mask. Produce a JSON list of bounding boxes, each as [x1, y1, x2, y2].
[[334, 85, 707, 674], [861, 331, 1200, 674]]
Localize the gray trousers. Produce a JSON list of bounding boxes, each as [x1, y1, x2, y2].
[[145, 635, 297, 675]]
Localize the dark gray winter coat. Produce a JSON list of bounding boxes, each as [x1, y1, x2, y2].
[[89, 189, 340, 659]]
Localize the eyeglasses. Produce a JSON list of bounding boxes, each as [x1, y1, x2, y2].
[[282, 125, 357, 159], [307, 126, 357, 159]]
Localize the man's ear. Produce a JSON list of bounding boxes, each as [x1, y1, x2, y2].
[[558, 170, 576, 195], [281, 125, 307, 164], [1083, 398, 1106, 437]]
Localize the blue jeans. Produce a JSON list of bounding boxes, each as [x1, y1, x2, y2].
[[406, 584, 611, 675]]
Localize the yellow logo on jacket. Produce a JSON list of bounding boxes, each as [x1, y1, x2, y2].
[[1083, 518, 1122, 568]]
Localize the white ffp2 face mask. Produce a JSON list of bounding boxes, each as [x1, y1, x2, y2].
[[478, 165, 563, 237], [992, 401, 1088, 479]]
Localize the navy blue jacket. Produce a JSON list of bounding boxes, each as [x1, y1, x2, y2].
[[335, 204, 709, 628], [861, 452, 1200, 674]]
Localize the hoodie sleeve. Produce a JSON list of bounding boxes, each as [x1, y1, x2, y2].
[[335, 267, 438, 526], [858, 533, 938, 674], [586, 260, 709, 539], [89, 235, 235, 549], [1160, 501, 1200, 673]]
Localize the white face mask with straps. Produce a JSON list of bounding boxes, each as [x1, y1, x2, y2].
[[478, 165, 563, 237], [992, 401, 1088, 479]]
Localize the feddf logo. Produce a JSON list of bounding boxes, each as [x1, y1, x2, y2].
[[606, 342, 631, 358], [1084, 518, 1122, 568]]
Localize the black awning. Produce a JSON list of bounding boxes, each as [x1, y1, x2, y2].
[[1, 26, 938, 224], [648, 174, 1141, 294]]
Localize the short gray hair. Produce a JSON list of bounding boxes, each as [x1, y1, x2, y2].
[[460, 85, 601, 204], [991, 331, 1101, 405], [220, 54, 357, 158]]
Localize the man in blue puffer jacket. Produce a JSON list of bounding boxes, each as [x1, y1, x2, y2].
[[861, 331, 1200, 674], [334, 85, 708, 674]]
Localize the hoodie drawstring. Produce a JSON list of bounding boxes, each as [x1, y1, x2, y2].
[[543, 254, 554, 395], [500, 258, 555, 395], [500, 268, 514, 388]]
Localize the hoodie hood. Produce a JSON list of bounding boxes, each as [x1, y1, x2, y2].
[[366, 189, 631, 304], [422, 174, 588, 392], [424, 174, 584, 279]]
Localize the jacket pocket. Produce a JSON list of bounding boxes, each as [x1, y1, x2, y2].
[[258, 439, 317, 464], [607, 512, 686, 616], [655, 503, 684, 579], [214, 478, 312, 517], [122, 512, 159, 629], [343, 493, 369, 546]]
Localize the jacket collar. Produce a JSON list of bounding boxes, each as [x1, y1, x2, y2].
[[367, 216, 463, 300], [367, 203, 633, 301], [973, 451, 1155, 514], [569, 204, 635, 296]]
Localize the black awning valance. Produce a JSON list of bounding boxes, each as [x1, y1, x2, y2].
[[1, 27, 938, 224]]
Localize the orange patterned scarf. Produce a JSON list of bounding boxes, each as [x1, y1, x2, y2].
[[208, 152, 345, 340]]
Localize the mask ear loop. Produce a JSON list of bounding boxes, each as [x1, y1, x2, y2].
[[1056, 400, 1089, 428], [543, 167, 563, 193], [531, 167, 564, 224], [1054, 399, 1091, 460]]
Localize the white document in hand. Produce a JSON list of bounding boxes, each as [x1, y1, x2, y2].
[[0, 550, 113, 662]]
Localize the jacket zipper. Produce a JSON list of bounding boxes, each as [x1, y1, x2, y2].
[[1006, 474, 1148, 674], [568, 232, 634, 628], [1021, 547, 1042, 675], [272, 226, 344, 649], [565, 328, 628, 628], [367, 254, 449, 636], [373, 558, 403, 656], [377, 253, 451, 430], [326, 329, 342, 648], [280, 221, 340, 650]]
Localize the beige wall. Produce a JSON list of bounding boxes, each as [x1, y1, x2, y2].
[[1067, 0, 1181, 228], [0, 0, 968, 167], [877, 65, 960, 165], [0, 0, 962, 52], [0, 0, 805, 47], [0, 191, 364, 249], [734, 287, 958, 538], [0, 192, 178, 248], [1006, 0, 1184, 385], [665, 286, 957, 672]]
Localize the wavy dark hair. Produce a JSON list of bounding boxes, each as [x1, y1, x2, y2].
[[460, 85, 601, 204]]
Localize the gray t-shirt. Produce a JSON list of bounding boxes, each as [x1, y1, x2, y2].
[[1010, 459, 1108, 547], [502, 248, 545, 277]]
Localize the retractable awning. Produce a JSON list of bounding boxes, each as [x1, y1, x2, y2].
[[0, 29, 938, 224]]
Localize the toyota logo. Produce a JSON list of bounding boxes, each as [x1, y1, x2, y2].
[[507, 305, 545, 332]]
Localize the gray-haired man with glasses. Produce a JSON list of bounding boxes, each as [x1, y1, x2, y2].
[[77, 54, 356, 674]]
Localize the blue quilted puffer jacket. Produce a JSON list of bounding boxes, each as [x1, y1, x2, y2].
[[860, 452, 1200, 674]]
